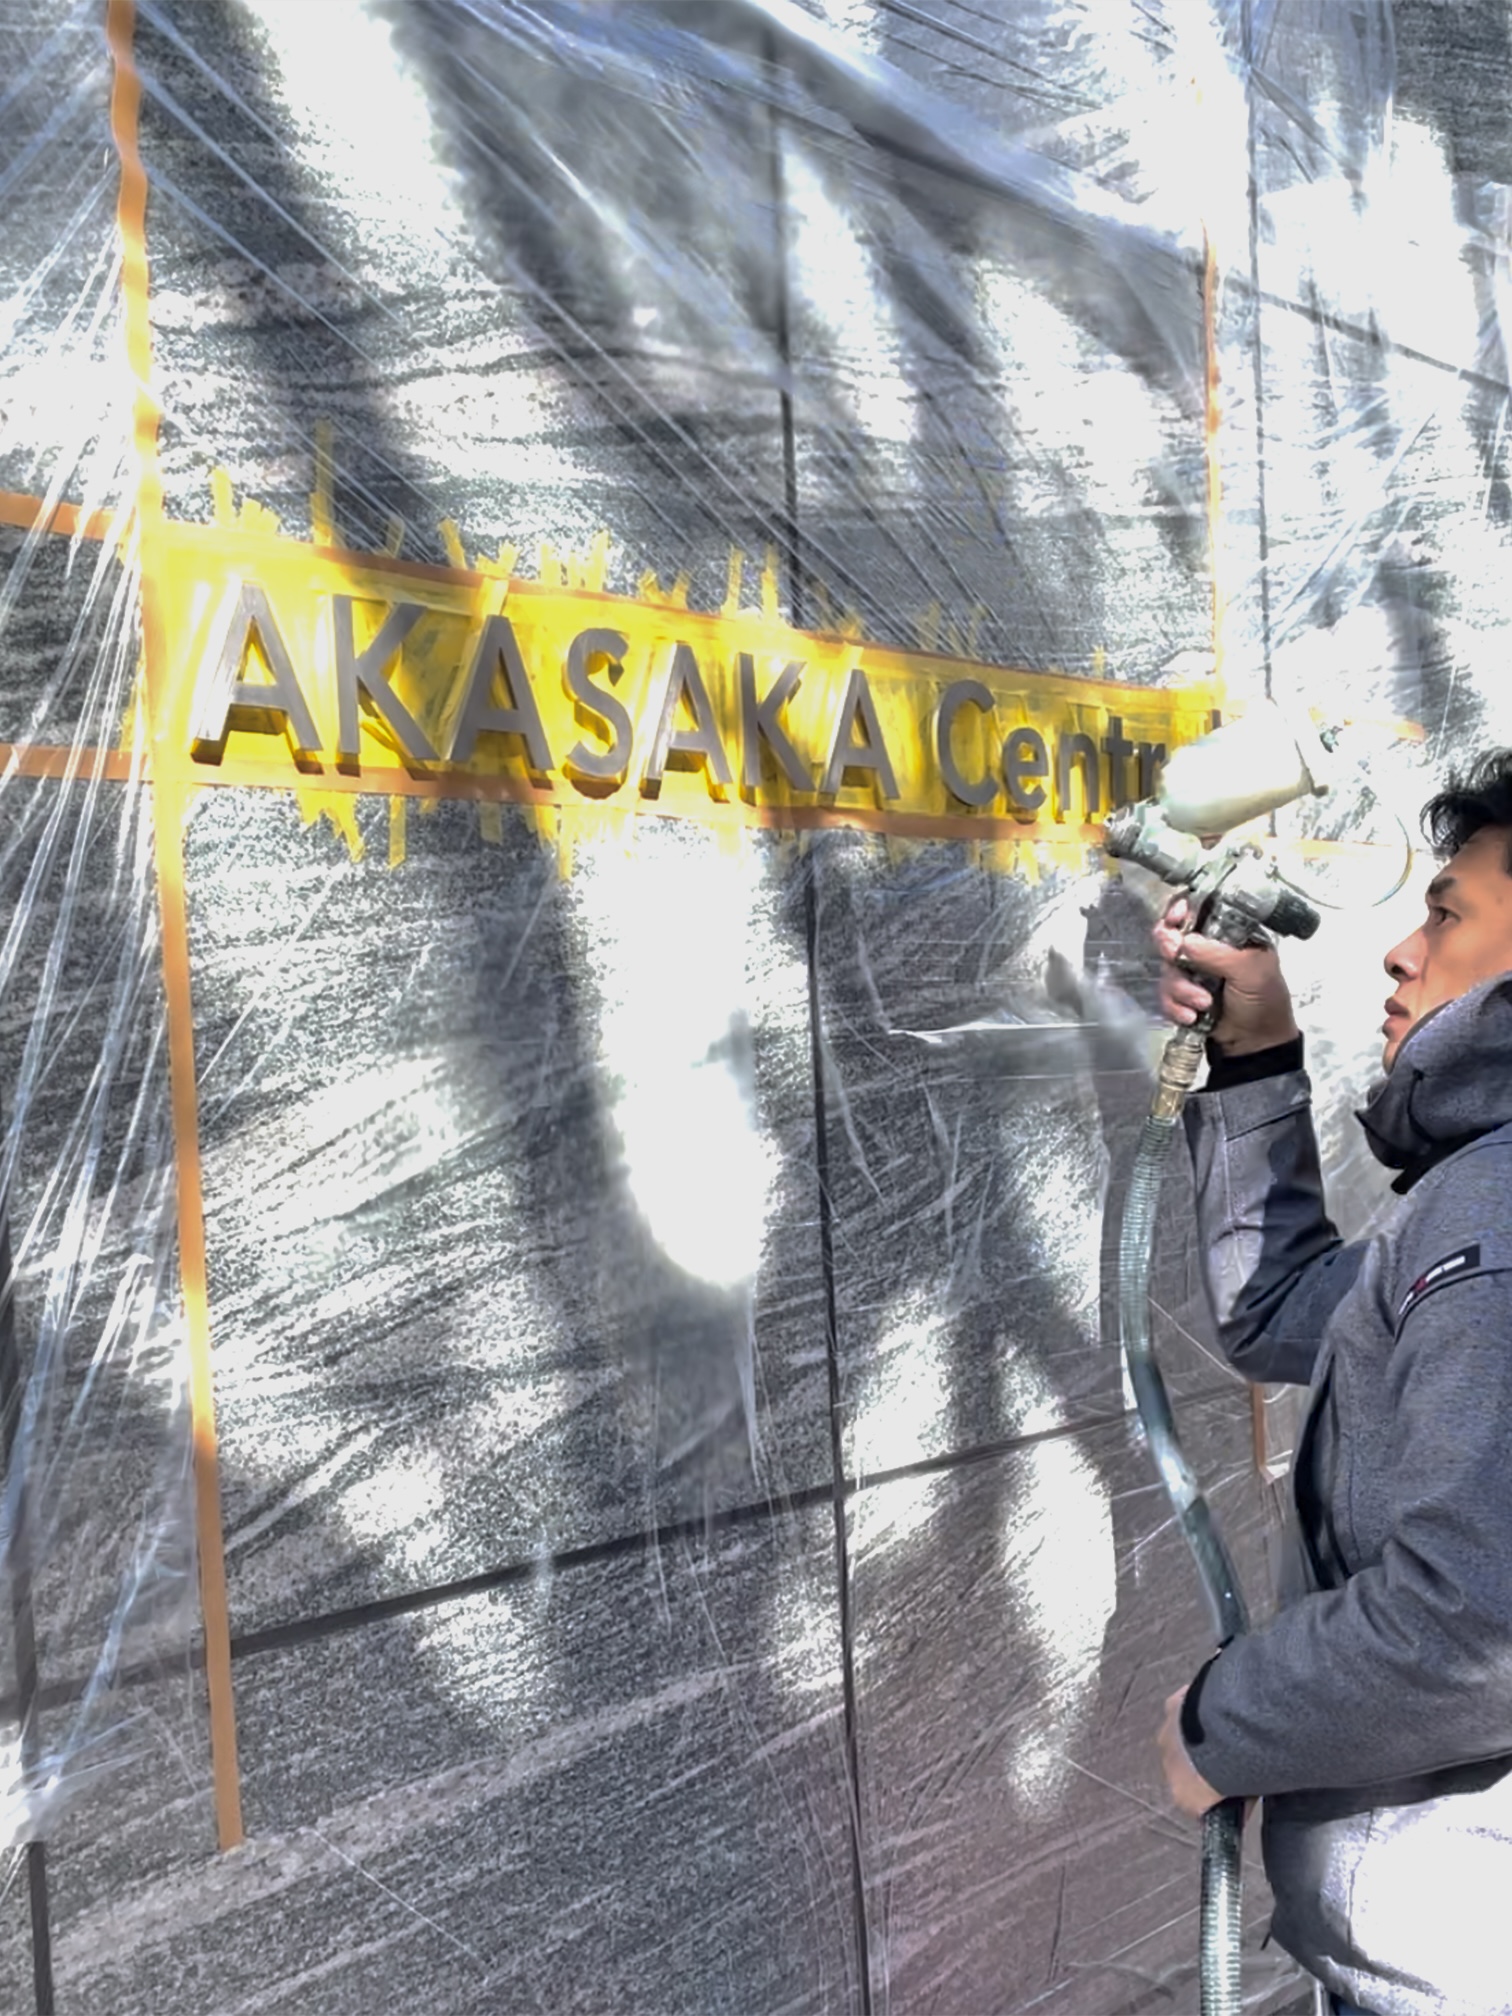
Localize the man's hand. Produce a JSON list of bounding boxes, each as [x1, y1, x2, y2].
[[1152, 896, 1301, 1058], [1158, 1686, 1225, 1817]]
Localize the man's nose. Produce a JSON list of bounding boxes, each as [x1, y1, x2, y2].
[[1385, 931, 1422, 981]]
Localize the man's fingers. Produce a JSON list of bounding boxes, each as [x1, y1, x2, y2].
[[1165, 975, 1212, 1010], [1173, 932, 1256, 980], [1158, 977, 1213, 1026]]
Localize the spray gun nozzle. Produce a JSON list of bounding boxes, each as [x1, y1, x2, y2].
[[1103, 800, 1206, 882]]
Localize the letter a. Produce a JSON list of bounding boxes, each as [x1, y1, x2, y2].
[[643, 643, 733, 791], [819, 669, 899, 799], [189, 581, 321, 760], [447, 615, 553, 770]]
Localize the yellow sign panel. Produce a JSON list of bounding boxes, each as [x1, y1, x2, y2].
[[150, 521, 1219, 847]]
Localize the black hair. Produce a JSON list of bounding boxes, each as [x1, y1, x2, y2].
[[1421, 751, 1512, 870]]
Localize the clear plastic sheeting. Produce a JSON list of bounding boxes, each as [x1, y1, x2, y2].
[[0, 2, 1508, 2013]]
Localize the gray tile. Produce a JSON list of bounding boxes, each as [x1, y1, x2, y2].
[[1394, 0, 1512, 188], [782, 125, 1212, 674], [40, 1658, 215, 1924], [788, 0, 1177, 144], [0, 1844, 43, 2016], [1254, 301, 1512, 750], [135, 2, 791, 608], [47, 1503, 862, 2016], [768, 0, 1228, 674], [0, 5, 123, 507], [809, 827, 1234, 1476], [849, 1390, 1311, 2014], [32, 1660, 217, 2016], [0, 529, 141, 752], [1250, 1, 1509, 381], [0, 778, 191, 1706], [185, 789, 831, 1632]]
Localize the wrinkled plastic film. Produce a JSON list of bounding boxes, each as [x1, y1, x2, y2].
[[0, 6, 193, 1867], [0, 3, 1504, 2013]]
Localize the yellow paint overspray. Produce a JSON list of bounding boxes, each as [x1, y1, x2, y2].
[[808, 577, 865, 642], [118, 659, 151, 758], [311, 418, 339, 549], [438, 519, 468, 571], [920, 606, 986, 665], [211, 467, 234, 528], [760, 547, 781, 623], [637, 566, 691, 609], [722, 546, 745, 620], [296, 785, 365, 861], [211, 464, 281, 536], [568, 530, 610, 593], [156, 439, 1221, 880]]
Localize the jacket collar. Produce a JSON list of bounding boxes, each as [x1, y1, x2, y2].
[[1357, 971, 1512, 1189]]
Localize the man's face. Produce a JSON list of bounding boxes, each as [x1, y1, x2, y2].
[[1382, 825, 1512, 1069]]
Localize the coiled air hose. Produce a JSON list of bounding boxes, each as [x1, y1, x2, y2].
[[1120, 1015, 1250, 2016]]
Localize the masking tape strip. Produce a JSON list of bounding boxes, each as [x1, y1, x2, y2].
[[151, 777, 244, 1848], [0, 745, 139, 784], [0, 490, 116, 544], [107, 0, 244, 1852]]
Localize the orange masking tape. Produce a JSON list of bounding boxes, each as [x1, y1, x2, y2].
[[107, 0, 244, 1852]]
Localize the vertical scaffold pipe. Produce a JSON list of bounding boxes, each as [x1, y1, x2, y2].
[[1118, 1020, 1249, 2016]]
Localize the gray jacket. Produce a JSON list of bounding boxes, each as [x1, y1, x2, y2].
[[1179, 972, 1512, 2016]]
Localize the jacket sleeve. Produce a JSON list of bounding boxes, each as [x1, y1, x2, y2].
[[1184, 1169, 1512, 1797], [1181, 1058, 1354, 1388]]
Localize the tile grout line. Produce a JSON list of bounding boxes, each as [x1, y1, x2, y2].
[[763, 46, 877, 2011], [1, 1373, 1252, 1720]]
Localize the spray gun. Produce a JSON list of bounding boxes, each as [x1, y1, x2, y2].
[[1100, 699, 1338, 2016], [1104, 701, 1334, 1115]]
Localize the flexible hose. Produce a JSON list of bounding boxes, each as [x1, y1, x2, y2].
[[1119, 1027, 1249, 2016], [1199, 1800, 1245, 2016]]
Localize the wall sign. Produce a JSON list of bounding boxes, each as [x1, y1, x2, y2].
[[153, 520, 1220, 850]]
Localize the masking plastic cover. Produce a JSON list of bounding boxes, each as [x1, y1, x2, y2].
[[1, 3, 1504, 2011]]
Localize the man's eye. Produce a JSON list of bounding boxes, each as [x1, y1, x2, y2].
[[1429, 905, 1453, 924]]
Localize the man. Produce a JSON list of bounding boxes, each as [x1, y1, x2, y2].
[[1150, 751, 1512, 2016]]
